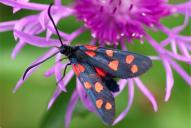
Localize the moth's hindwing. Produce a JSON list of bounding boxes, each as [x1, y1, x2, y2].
[[71, 58, 115, 125], [79, 45, 152, 78], [94, 67, 119, 92]]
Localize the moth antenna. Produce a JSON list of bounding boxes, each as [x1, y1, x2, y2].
[[48, 3, 64, 46], [23, 51, 60, 80]]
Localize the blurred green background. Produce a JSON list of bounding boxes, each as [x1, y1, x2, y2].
[[0, 0, 190, 128]]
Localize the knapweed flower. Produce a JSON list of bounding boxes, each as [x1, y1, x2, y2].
[[0, 0, 191, 127]]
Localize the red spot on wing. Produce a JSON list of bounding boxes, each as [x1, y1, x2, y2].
[[84, 81, 92, 89], [131, 64, 138, 73], [84, 45, 98, 51], [108, 60, 119, 71], [126, 55, 135, 64], [95, 82, 104, 93], [77, 64, 85, 72], [72, 64, 85, 76], [95, 67, 107, 77], [96, 99, 103, 109], [72, 65, 79, 76], [85, 51, 96, 57], [105, 102, 112, 110]]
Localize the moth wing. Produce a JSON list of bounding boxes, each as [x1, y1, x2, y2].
[[80, 45, 152, 78], [70, 58, 115, 125]]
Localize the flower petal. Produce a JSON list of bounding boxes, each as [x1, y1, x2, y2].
[[11, 41, 25, 59], [62, 70, 74, 91], [178, 42, 191, 58], [0, 20, 16, 32], [14, 15, 41, 33], [65, 89, 79, 128], [55, 54, 67, 91], [172, 10, 189, 33], [54, 0, 62, 5], [14, 30, 62, 47], [12, 21, 43, 58], [114, 79, 128, 97], [113, 79, 134, 125], [0, 0, 47, 10], [13, 48, 58, 93], [134, 78, 158, 112], [172, 1, 191, 16], [13, 0, 29, 13], [171, 39, 178, 54], [149, 56, 161, 60], [44, 64, 66, 77], [162, 58, 174, 101], [47, 69, 74, 107], [168, 58, 191, 86], [47, 87, 62, 109]]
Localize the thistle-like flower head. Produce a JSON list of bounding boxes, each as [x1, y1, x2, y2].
[[75, 0, 170, 43]]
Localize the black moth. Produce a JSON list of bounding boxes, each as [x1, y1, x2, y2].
[[22, 3, 152, 125]]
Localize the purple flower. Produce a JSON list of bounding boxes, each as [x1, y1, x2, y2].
[[0, 0, 191, 127], [75, 0, 170, 43]]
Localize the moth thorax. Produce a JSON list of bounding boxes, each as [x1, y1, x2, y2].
[[59, 45, 74, 56]]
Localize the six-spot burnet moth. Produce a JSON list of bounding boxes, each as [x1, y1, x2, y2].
[[22, 3, 152, 125]]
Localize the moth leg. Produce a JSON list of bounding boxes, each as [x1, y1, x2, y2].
[[56, 62, 72, 85]]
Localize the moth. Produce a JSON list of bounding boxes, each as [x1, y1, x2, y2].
[[23, 3, 152, 125]]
